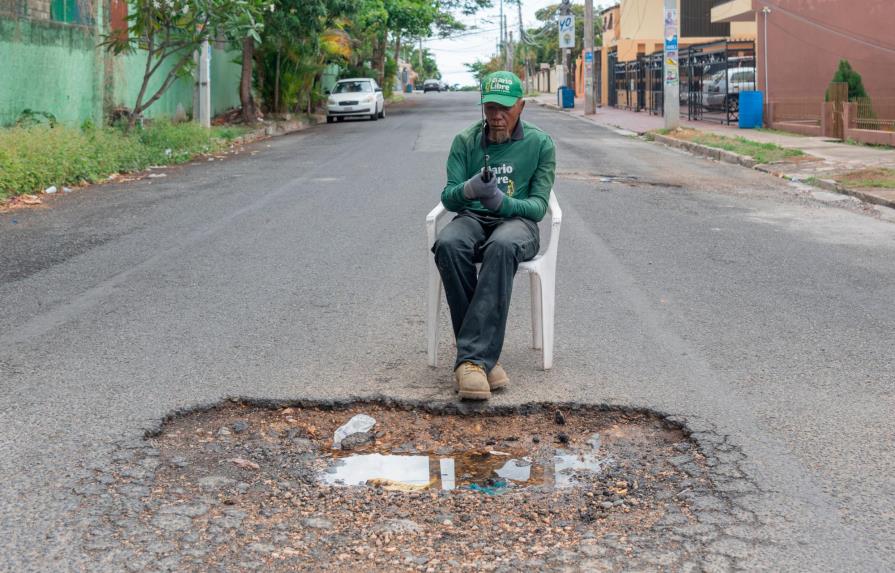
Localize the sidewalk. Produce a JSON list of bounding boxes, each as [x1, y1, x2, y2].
[[528, 92, 895, 210]]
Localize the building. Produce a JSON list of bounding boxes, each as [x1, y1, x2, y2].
[[711, 0, 895, 102], [597, 0, 756, 110], [0, 0, 242, 126]]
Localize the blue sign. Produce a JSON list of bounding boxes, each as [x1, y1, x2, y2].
[[584, 51, 593, 63], [664, 35, 678, 52]]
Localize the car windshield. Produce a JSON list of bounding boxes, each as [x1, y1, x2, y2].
[[334, 81, 373, 94]]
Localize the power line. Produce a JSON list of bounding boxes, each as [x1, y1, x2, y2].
[[767, 18, 895, 70], [757, 0, 895, 55]]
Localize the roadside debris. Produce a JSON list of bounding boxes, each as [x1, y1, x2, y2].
[[333, 414, 376, 449]]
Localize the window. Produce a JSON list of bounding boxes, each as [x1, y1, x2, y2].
[[334, 81, 373, 94], [51, 0, 93, 24], [681, 0, 730, 38]]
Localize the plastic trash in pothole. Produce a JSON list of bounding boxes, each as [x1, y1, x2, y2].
[[97, 402, 731, 571]]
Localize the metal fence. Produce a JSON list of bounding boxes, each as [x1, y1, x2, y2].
[[606, 40, 755, 125], [854, 97, 895, 132], [680, 40, 756, 125], [645, 52, 663, 116]]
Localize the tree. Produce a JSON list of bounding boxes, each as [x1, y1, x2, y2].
[[464, 56, 501, 85], [102, 0, 263, 130], [829, 59, 868, 101], [233, 1, 271, 124], [526, 3, 601, 66]]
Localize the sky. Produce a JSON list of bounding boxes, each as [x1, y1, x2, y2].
[[425, 0, 562, 87]]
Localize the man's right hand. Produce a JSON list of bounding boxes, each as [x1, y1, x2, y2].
[[463, 169, 498, 200]]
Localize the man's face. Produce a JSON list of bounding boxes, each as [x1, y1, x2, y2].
[[484, 99, 525, 143]]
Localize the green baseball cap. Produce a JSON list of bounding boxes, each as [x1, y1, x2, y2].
[[481, 71, 524, 107]]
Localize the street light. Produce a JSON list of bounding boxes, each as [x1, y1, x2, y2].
[[762, 7, 771, 100]]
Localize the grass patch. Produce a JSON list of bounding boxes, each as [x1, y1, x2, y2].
[[386, 94, 405, 104], [834, 168, 895, 189], [843, 138, 895, 151], [0, 121, 249, 201], [658, 128, 805, 164], [755, 127, 807, 137]]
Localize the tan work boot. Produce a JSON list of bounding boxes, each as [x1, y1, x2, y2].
[[487, 363, 509, 391], [454, 362, 491, 400]]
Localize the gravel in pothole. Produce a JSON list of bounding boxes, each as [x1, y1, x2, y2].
[[108, 403, 723, 571]]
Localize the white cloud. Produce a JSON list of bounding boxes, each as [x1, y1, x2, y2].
[[425, 0, 562, 87]]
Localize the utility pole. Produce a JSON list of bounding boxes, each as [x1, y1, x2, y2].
[[197, 39, 211, 128], [663, 0, 680, 129], [517, 0, 531, 93], [762, 6, 771, 100], [507, 31, 514, 73], [584, 0, 595, 114], [499, 0, 505, 69]]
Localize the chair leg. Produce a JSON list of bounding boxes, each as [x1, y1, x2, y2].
[[530, 273, 543, 350], [427, 260, 442, 367], [540, 271, 555, 370]]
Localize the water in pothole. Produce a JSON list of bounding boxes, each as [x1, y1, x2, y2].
[[321, 446, 605, 491]]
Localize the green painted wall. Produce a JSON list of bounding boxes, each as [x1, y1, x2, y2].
[[210, 47, 241, 115], [113, 45, 242, 122], [0, 18, 104, 126], [1, 13, 243, 126]]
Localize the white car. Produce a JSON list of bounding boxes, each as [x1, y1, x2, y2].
[[326, 78, 385, 123]]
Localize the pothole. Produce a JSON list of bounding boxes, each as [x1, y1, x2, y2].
[[88, 401, 740, 571], [556, 170, 684, 188]]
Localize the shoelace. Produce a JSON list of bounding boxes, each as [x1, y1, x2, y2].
[[462, 363, 484, 375]]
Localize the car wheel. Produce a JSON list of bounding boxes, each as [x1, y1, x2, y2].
[[729, 96, 739, 113], [378, 106, 385, 119], [326, 116, 334, 124], [370, 111, 378, 121]]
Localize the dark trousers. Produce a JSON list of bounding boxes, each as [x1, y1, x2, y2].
[[432, 211, 540, 372]]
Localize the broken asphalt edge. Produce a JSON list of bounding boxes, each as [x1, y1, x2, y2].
[[528, 97, 895, 211], [143, 395, 693, 439], [651, 133, 895, 210], [134, 394, 746, 484]]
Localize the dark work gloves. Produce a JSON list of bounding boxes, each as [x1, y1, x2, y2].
[[463, 170, 505, 212]]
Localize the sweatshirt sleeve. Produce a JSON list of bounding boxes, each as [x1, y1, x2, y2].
[[441, 134, 472, 212], [496, 135, 555, 222]]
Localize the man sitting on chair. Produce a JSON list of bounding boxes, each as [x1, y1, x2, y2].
[[433, 71, 556, 400]]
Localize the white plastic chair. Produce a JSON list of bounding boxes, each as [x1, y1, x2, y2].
[[426, 191, 562, 370]]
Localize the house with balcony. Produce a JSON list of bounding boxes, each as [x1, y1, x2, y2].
[[595, 0, 756, 114]]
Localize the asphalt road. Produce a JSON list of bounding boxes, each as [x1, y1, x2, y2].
[[1, 92, 893, 571]]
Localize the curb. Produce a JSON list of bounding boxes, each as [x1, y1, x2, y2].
[[529, 97, 895, 212], [234, 114, 326, 145], [526, 98, 638, 137], [651, 133, 758, 168], [651, 134, 895, 211]]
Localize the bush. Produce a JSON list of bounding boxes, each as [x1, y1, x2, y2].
[[0, 121, 248, 201], [827, 60, 868, 101]]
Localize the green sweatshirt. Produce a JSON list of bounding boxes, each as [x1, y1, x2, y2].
[[441, 120, 556, 222]]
